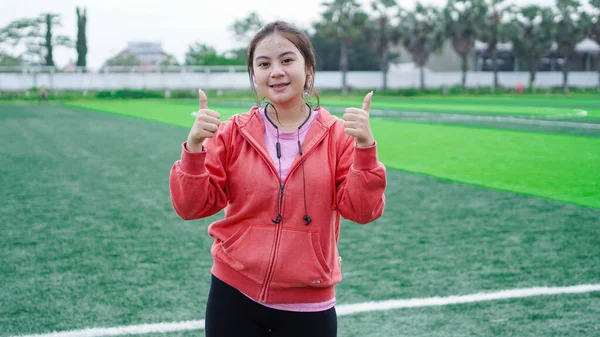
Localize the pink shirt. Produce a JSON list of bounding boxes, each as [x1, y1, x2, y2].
[[260, 107, 317, 183], [252, 107, 337, 312]]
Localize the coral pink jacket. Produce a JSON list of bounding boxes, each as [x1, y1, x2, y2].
[[170, 106, 386, 304]]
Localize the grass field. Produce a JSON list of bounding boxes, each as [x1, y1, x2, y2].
[[66, 97, 600, 208], [1, 95, 599, 337], [198, 93, 600, 118]]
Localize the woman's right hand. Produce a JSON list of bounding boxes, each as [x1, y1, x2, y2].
[[186, 89, 221, 152]]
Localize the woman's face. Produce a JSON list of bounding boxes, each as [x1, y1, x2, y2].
[[252, 33, 310, 107]]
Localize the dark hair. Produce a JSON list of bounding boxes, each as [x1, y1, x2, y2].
[[247, 21, 320, 110]]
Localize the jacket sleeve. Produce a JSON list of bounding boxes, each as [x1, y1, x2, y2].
[[169, 122, 231, 220], [335, 133, 386, 224]]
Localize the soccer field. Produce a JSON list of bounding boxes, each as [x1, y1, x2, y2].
[[1, 95, 599, 337]]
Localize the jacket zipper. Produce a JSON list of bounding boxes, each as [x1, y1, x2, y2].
[[258, 185, 284, 303], [257, 130, 331, 303], [235, 130, 282, 303]]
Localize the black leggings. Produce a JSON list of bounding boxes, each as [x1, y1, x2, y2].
[[205, 275, 337, 337]]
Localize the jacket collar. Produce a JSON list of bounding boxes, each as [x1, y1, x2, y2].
[[235, 106, 337, 156]]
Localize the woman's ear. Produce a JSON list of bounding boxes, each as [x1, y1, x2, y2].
[[306, 65, 314, 78]]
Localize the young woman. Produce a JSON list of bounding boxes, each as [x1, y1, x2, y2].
[[169, 21, 386, 337]]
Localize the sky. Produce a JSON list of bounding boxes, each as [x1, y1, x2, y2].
[[1, 0, 558, 70]]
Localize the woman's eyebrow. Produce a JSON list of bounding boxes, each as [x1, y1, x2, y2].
[[255, 51, 297, 61]]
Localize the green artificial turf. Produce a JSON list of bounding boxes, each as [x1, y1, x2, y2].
[[65, 99, 600, 209], [1, 104, 598, 337]]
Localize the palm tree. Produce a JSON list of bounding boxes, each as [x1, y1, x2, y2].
[[510, 5, 556, 90], [587, 0, 600, 90], [398, 4, 445, 90], [320, 0, 369, 95], [443, 0, 489, 89], [477, 0, 514, 92], [370, 0, 401, 90], [555, 0, 591, 93]]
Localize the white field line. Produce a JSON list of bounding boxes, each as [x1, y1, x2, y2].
[[11, 321, 206, 337], [12, 284, 600, 337], [192, 106, 599, 129], [368, 108, 600, 129], [335, 284, 600, 315]]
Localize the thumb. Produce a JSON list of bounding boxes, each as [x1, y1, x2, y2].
[[199, 89, 208, 110], [362, 91, 373, 113]]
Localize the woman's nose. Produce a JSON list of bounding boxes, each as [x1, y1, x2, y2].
[[270, 64, 284, 77]]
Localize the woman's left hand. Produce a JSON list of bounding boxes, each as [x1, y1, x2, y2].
[[343, 91, 375, 148]]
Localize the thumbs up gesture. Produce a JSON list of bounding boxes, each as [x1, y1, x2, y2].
[[343, 91, 375, 148], [187, 89, 221, 152]]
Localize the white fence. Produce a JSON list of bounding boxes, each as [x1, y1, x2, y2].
[[0, 70, 598, 91]]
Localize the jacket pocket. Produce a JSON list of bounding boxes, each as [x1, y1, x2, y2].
[[213, 224, 275, 285], [270, 228, 332, 288]]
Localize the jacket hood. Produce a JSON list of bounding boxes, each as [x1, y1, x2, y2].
[[234, 106, 338, 130]]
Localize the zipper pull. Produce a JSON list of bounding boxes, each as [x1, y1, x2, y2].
[[271, 185, 284, 224]]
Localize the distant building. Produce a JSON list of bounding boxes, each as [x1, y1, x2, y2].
[[61, 58, 78, 73], [103, 41, 170, 72], [392, 38, 599, 73], [392, 41, 476, 72], [474, 38, 599, 72]]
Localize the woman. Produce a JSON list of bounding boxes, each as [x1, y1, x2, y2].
[[170, 21, 386, 337]]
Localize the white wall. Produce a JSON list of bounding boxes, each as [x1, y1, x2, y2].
[[0, 70, 598, 91]]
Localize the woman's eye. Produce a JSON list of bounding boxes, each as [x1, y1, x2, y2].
[[283, 59, 293, 64], [259, 62, 269, 67]]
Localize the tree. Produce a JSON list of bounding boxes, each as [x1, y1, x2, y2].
[[230, 12, 264, 44], [105, 54, 142, 67], [44, 14, 54, 66], [319, 0, 370, 95], [443, 0, 489, 89], [587, 0, 600, 90], [185, 43, 218, 65], [370, 0, 402, 90], [311, 25, 379, 71], [0, 14, 72, 66], [41, 14, 73, 66], [0, 53, 22, 67], [510, 5, 556, 90], [0, 21, 27, 66], [398, 4, 445, 89], [591, 0, 600, 40], [160, 54, 180, 67], [477, 0, 515, 92], [184, 42, 244, 66], [0, 18, 43, 64], [76, 7, 88, 70], [224, 47, 248, 64], [554, 0, 590, 93]]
